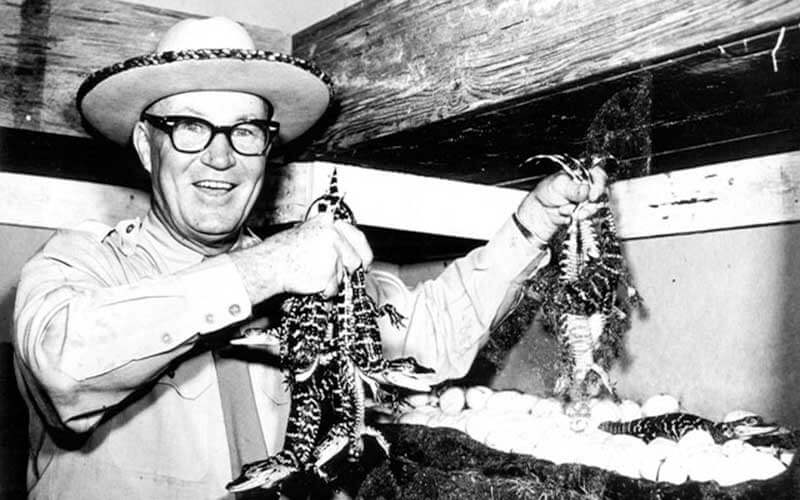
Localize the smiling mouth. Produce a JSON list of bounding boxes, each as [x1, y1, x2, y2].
[[193, 180, 236, 195]]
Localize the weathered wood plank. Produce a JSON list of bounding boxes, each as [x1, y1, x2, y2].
[[612, 151, 800, 239], [257, 162, 528, 240], [0, 0, 289, 139], [0, 172, 149, 230], [5, 152, 800, 259], [295, 0, 799, 151], [265, 152, 800, 242]]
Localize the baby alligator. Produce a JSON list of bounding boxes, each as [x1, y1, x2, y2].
[[599, 412, 777, 444]]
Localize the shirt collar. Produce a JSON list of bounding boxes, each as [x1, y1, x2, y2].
[[140, 210, 254, 271]]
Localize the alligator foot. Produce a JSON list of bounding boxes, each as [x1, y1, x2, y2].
[[314, 425, 351, 477], [226, 451, 298, 493], [378, 303, 407, 328], [230, 326, 282, 347]]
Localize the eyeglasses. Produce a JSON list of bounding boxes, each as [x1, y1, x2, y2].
[[140, 113, 280, 156]]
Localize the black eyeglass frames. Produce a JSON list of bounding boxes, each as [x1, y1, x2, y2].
[[140, 113, 280, 156]]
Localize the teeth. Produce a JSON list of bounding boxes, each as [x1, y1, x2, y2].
[[195, 180, 234, 190]]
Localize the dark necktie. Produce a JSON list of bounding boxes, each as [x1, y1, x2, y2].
[[213, 349, 268, 499]]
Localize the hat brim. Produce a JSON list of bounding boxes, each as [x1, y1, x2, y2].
[[77, 49, 333, 145]]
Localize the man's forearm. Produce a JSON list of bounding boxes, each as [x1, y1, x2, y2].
[[378, 216, 549, 382], [14, 250, 251, 429]]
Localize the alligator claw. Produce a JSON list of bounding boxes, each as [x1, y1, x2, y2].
[[230, 326, 281, 347], [226, 460, 296, 493], [378, 303, 407, 329]]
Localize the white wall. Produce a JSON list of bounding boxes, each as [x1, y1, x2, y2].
[[489, 222, 800, 428]]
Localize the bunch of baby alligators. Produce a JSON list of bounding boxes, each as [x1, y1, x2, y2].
[[532, 155, 780, 444], [527, 153, 639, 430], [226, 171, 434, 494]]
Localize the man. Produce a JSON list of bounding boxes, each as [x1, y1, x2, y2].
[[13, 16, 606, 500]]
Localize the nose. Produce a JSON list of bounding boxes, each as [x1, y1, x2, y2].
[[201, 132, 236, 170]]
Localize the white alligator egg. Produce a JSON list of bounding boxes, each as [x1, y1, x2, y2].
[[576, 439, 611, 469], [721, 449, 785, 485], [513, 422, 548, 455], [438, 386, 466, 415], [464, 411, 496, 443], [486, 390, 528, 413], [606, 434, 648, 478], [677, 429, 716, 451], [518, 393, 541, 414], [484, 426, 522, 453], [618, 399, 643, 421], [397, 407, 437, 426], [532, 431, 575, 464], [589, 399, 622, 428], [428, 411, 468, 432], [638, 441, 674, 482], [641, 394, 680, 417], [464, 385, 493, 410], [720, 438, 755, 457], [657, 455, 689, 484], [531, 397, 565, 418], [740, 450, 787, 480], [404, 392, 434, 408], [684, 448, 728, 482]]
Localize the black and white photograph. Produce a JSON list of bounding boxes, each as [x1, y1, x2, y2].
[[1, 0, 799, 498]]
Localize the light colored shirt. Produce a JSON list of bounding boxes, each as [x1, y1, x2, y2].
[[13, 210, 546, 499]]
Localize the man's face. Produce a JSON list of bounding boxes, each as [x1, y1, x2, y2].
[[136, 91, 270, 252]]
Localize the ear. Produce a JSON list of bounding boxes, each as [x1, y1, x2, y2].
[[132, 121, 154, 174]]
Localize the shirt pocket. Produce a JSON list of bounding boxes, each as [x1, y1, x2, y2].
[[156, 352, 214, 399], [103, 354, 214, 481]]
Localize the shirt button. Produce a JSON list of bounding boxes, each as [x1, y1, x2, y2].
[[229, 304, 241, 316], [205, 313, 215, 324], [161, 332, 171, 344]]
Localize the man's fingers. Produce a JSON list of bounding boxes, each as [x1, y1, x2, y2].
[[547, 174, 590, 204], [557, 204, 575, 217], [334, 221, 374, 270], [574, 202, 602, 220], [587, 167, 608, 202]]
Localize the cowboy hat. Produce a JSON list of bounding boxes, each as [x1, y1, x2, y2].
[[77, 16, 333, 145]]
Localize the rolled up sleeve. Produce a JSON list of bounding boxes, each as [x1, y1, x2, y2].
[[375, 216, 550, 382], [13, 229, 251, 431]]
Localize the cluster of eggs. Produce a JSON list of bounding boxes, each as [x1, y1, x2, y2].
[[395, 387, 792, 486]]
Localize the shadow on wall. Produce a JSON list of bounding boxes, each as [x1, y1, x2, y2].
[[777, 224, 800, 429], [1, 289, 28, 500]]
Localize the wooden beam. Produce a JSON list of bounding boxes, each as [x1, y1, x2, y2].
[[264, 152, 800, 242], [258, 162, 527, 240], [293, 0, 800, 185], [0, 172, 149, 230], [611, 150, 800, 240], [0, 0, 289, 139], [6, 152, 800, 258]]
